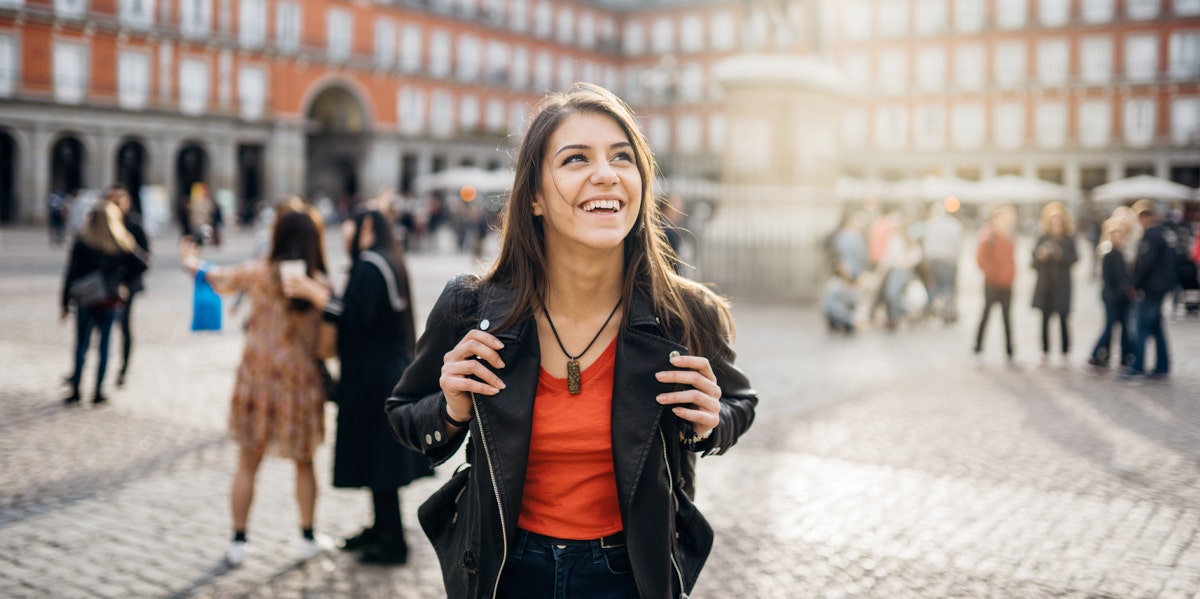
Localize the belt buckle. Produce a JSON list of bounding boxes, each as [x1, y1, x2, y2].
[[600, 534, 624, 549]]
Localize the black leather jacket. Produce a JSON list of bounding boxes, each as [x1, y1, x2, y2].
[[386, 275, 758, 598]]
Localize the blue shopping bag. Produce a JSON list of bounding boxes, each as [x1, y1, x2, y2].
[[191, 266, 222, 332]]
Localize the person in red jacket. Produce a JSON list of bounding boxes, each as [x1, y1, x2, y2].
[[974, 204, 1018, 365]]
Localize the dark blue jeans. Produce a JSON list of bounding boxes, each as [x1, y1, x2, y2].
[[1129, 294, 1169, 374], [496, 530, 638, 599], [1090, 298, 1131, 366], [70, 306, 118, 392]]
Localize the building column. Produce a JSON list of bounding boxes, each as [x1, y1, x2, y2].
[[268, 122, 305, 201], [1063, 157, 1081, 192], [97, 128, 122, 189], [1154, 158, 1171, 179], [363, 135, 400, 197], [210, 134, 237, 195], [1107, 158, 1124, 182], [29, 125, 55, 223]]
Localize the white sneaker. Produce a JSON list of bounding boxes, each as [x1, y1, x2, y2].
[[296, 534, 333, 562], [226, 540, 247, 567]]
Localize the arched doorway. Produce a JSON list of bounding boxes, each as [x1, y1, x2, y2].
[[51, 135, 86, 195], [176, 143, 208, 234], [115, 139, 147, 215], [237, 144, 264, 226], [0, 130, 16, 222], [306, 86, 369, 214]]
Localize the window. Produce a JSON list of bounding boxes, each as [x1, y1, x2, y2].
[[879, 50, 909, 93], [218, 50, 231, 109], [1038, 0, 1070, 27], [510, 0, 528, 33], [914, 104, 945, 149], [603, 66, 618, 93], [954, 0, 984, 33], [429, 30, 451, 78], [1125, 34, 1158, 82], [158, 43, 171, 101], [955, 44, 984, 90], [556, 57, 573, 91], [535, 1, 552, 39], [398, 87, 425, 135], [276, 3, 300, 52], [483, 0, 504, 24], [118, 49, 150, 109], [993, 102, 1025, 148], [54, 41, 88, 104], [511, 46, 529, 89], [579, 13, 595, 50], [401, 25, 422, 73], [510, 101, 528, 135], [238, 66, 265, 120], [54, 0, 86, 17], [534, 51, 552, 91], [952, 103, 985, 148], [486, 98, 505, 133], [1080, 36, 1112, 84], [431, 0, 452, 14], [676, 114, 702, 154], [842, 109, 868, 149], [0, 34, 17, 97], [486, 41, 509, 85], [880, 0, 910, 37], [430, 90, 454, 137], [556, 8, 573, 45], [457, 36, 480, 82], [994, 40, 1026, 87], [680, 63, 703, 103], [843, 53, 871, 89], [181, 0, 212, 37], [1169, 32, 1200, 80], [459, 95, 479, 131], [1178, 0, 1200, 15], [712, 13, 736, 51], [647, 116, 670, 154], [623, 21, 645, 56], [375, 21, 396, 68], [1171, 97, 1200, 145], [1124, 98, 1156, 146], [652, 18, 674, 55], [843, 1, 871, 40], [120, 0, 155, 27], [996, 0, 1026, 29], [874, 106, 908, 150], [916, 47, 945, 91], [239, 0, 265, 47], [1036, 38, 1069, 86], [580, 62, 598, 86], [456, 0, 475, 20], [914, 0, 946, 34], [1078, 99, 1111, 148], [623, 68, 642, 104], [708, 113, 726, 153], [1127, 0, 1159, 19], [599, 17, 616, 51], [1035, 100, 1067, 148], [179, 57, 209, 115], [681, 16, 703, 53], [1082, 0, 1114, 22], [327, 9, 352, 61]]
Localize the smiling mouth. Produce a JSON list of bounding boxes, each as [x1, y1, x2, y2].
[[581, 199, 623, 214]]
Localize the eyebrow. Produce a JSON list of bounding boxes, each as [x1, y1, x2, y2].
[[553, 141, 633, 158]]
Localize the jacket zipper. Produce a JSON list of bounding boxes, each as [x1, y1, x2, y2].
[[660, 430, 689, 599], [473, 392, 508, 599]]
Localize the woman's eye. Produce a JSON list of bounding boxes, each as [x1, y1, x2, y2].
[[561, 154, 586, 165], [611, 151, 633, 162]]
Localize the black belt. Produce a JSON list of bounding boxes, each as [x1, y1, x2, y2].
[[521, 529, 626, 549]]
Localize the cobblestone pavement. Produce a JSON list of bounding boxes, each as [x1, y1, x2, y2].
[[1, 225, 1198, 598]]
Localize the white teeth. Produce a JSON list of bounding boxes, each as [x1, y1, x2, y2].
[[583, 199, 620, 212]]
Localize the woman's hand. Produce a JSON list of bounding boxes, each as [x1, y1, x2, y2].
[[179, 237, 202, 275], [439, 329, 507, 425], [281, 274, 331, 310], [655, 354, 722, 439]]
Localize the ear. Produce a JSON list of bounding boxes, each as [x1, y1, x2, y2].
[[531, 194, 544, 217]]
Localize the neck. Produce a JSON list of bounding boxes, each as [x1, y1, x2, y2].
[[542, 242, 625, 320]]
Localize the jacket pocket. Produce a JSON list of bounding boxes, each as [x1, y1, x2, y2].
[[673, 490, 714, 592], [418, 464, 476, 596]]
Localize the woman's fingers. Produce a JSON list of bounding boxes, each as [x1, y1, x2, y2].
[[447, 331, 506, 369], [440, 330, 508, 403], [654, 368, 721, 399], [655, 355, 722, 432]]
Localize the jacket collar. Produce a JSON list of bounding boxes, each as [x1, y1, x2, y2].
[[477, 280, 662, 334]]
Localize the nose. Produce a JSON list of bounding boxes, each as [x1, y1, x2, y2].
[[591, 161, 619, 185]]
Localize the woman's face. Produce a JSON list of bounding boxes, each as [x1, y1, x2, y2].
[[342, 216, 376, 253], [1048, 214, 1064, 236], [532, 112, 642, 254]]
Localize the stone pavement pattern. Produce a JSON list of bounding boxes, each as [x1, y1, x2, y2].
[[1, 225, 1199, 598]]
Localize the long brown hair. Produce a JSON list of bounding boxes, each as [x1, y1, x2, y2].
[[486, 83, 733, 356], [80, 201, 137, 255]]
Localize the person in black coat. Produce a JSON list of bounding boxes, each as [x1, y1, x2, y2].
[[1122, 200, 1180, 378], [285, 209, 432, 564], [105, 185, 151, 387], [1031, 202, 1078, 365], [1088, 216, 1134, 368], [60, 201, 148, 404]]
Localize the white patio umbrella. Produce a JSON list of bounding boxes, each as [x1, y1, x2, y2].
[[414, 167, 513, 196], [886, 175, 977, 203], [960, 175, 1082, 204], [1091, 175, 1198, 203], [835, 175, 889, 202]]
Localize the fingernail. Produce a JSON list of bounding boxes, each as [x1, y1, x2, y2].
[[499, 381, 507, 389], [656, 395, 666, 403], [655, 372, 666, 380], [672, 407, 682, 414]]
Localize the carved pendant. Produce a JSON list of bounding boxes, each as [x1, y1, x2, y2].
[[566, 359, 582, 395]]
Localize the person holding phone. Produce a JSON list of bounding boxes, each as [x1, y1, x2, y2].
[[384, 83, 758, 598]]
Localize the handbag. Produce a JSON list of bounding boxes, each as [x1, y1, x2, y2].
[[191, 267, 223, 332], [69, 271, 116, 309], [316, 360, 338, 404]]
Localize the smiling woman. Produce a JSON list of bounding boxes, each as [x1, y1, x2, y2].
[[384, 83, 759, 599]]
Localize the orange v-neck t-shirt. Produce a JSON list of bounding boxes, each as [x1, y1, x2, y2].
[[517, 337, 623, 540]]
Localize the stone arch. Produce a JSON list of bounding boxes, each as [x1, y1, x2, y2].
[[303, 81, 373, 207], [0, 128, 17, 222], [115, 136, 150, 215], [175, 140, 210, 234]]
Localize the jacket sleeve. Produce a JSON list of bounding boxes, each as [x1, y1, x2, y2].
[[385, 275, 478, 466], [1062, 236, 1079, 267], [1133, 231, 1161, 291], [324, 261, 384, 337], [61, 241, 85, 311], [1101, 251, 1123, 293], [692, 335, 757, 458]]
